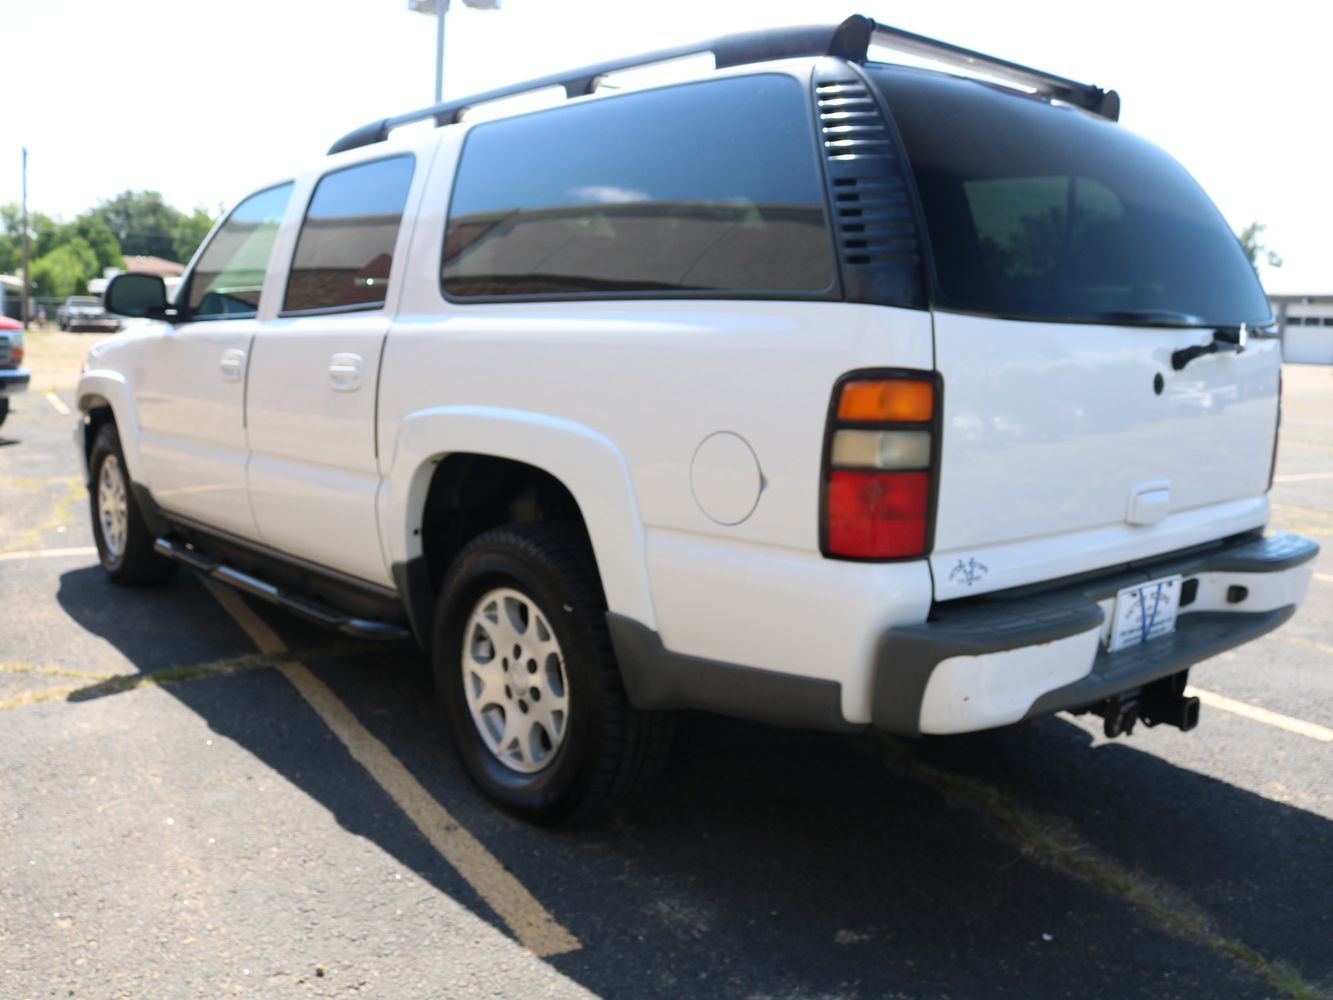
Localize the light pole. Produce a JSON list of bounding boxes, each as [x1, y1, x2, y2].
[[20, 147, 29, 331], [408, 0, 501, 105]]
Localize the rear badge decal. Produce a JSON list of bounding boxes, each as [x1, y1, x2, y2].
[[949, 557, 988, 587]]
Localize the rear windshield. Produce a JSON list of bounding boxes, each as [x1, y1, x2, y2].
[[868, 67, 1271, 327]]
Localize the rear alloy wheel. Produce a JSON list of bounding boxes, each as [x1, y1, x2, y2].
[[434, 524, 671, 823], [462, 587, 571, 773], [88, 423, 176, 585]]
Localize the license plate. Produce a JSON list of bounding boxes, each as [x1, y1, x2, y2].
[[1107, 575, 1182, 652]]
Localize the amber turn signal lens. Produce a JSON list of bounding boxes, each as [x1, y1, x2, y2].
[[837, 379, 933, 423]]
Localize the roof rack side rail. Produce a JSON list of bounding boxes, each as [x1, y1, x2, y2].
[[866, 23, 1119, 120], [327, 14, 1116, 156], [327, 15, 876, 155]]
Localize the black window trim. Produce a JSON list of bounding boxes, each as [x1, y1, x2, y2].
[[179, 180, 295, 323], [278, 152, 417, 319], [438, 72, 842, 307]]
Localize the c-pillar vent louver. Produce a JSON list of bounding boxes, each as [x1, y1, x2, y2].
[[814, 66, 927, 309]]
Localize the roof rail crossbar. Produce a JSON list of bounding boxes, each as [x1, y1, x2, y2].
[[327, 14, 1115, 156], [866, 23, 1119, 120]]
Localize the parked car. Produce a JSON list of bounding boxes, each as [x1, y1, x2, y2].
[[0, 316, 30, 429], [81, 15, 1317, 821], [57, 295, 119, 333]]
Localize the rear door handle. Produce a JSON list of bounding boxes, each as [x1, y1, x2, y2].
[[220, 348, 246, 382], [329, 353, 363, 392]]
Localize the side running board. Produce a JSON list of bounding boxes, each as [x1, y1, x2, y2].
[[153, 538, 411, 643]]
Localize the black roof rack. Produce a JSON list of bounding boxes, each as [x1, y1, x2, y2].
[[328, 14, 1118, 155]]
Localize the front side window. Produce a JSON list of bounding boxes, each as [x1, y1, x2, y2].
[[442, 75, 835, 299], [284, 155, 415, 313], [868, 67, 1271, 326], [187, 183, 293, 319]]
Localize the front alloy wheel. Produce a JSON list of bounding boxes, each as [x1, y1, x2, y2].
[[88, 422, 176, 585], [97, 453, 130, 564]]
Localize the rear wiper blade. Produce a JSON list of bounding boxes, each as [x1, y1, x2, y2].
[[1171, 325, 1249, 371], [1093, 310, 1207, 327]]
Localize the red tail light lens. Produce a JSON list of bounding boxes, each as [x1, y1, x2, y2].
[[822, 371, 938, 560], [827, 470, 929, 558]]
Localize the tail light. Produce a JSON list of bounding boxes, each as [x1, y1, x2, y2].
[[821, 371, 940, 560], [1, 345, 19, 370]]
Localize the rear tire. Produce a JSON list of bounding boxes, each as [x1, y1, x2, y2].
[[433, 524, 672, 823], [0, 397, 8, 429], [88, 423, 176, 585]]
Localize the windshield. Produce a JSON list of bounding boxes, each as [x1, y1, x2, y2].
[[68, 297, 100, 307], [868, 67, 1271, 327]]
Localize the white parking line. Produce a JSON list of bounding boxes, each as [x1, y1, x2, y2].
[[201, 578, 581, 958], [1186, 686, 1333, 743], [44, 392, 72, 416], [1313, 572, 1333, 585], [0, 546, 98, 563]]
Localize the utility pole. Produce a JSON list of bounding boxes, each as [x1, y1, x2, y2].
[[21, 147, 29, 331], [435, 1, 446, 104]]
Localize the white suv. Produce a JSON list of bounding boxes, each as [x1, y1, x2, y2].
[[80, 16, 1317, 820]]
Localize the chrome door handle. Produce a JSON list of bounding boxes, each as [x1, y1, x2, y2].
[[329, 353, 363, 392], [220, 348, 246, 382]]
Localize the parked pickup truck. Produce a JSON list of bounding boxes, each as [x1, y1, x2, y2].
[[80, 15, 1317, 821], [0, 316, 30, 429]]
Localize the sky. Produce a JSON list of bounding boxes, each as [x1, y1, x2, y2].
[[5, 0, 1326, 292]]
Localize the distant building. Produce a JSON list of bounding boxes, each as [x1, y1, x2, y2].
[[1269, 293, 1333, 364]]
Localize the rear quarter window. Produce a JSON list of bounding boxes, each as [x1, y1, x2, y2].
[[868, 67, 1271, 327], [284, 155, 415, 314], [442, 74, 835, 299]]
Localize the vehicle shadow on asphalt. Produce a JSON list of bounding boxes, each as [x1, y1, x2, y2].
[[56, 565, 1331, 999]]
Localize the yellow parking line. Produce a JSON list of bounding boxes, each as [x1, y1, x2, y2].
[[1313, 572, 1333, 585], [201, 579, 581, 958], [1272, 633, 1333, 658], [1272, 471, 1333, 483], [0, 546, 98, 562], [1185, 686, 1333, 743], [44, 391, 72, 417]]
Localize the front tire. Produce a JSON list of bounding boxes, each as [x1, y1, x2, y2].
[[88, 423, 176, 585], [0, 397, 8, 429], [434, 524, 671, 823]]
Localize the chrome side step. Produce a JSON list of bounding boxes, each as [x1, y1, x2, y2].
[[153, 538, 411, 643]]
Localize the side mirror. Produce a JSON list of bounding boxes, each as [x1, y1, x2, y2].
[[105, 273, 172, 320]]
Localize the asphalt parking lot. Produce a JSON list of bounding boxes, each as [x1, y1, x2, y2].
[[2, 331, 1330, 999]]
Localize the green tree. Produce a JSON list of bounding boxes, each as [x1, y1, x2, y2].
[[0, 204, 65, 273], [30, 238, 99, 298], [1237, 221, 1283, 273], [92, 190, 184, 259], [71, 214, 125, 275], [0, 203, 20, 274], [172, 207, 215, 264]]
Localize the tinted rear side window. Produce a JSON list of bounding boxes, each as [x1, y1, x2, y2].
[[868, 67, 1271, 326], [284, 155, 415, 313], [442, 75, 834, 299]]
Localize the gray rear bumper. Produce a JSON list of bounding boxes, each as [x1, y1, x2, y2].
[[873, 532, 1318, 736]]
